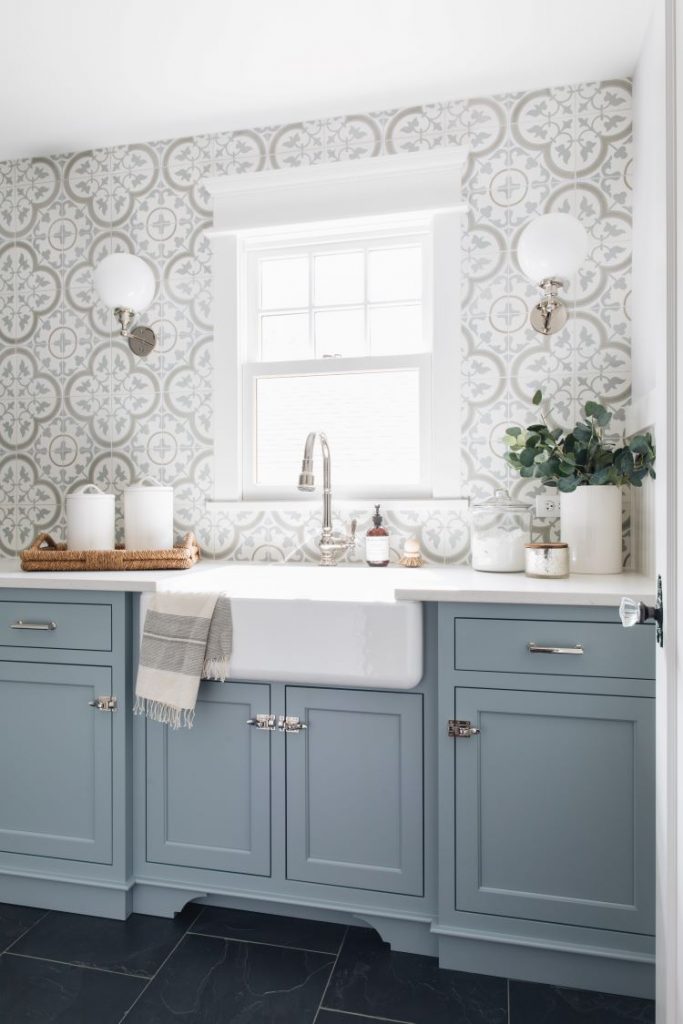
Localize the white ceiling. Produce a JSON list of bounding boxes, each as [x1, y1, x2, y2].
[[0, 0, 655, 161]]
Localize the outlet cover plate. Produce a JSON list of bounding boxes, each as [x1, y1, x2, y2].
[[535, 494, 560, 518]]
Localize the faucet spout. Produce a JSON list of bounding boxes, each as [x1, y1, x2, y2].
[[296, 432, 353, 565]]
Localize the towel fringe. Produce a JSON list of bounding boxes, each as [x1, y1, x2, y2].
[[134, 695, 195, 730], [203, 657, 231, 682]]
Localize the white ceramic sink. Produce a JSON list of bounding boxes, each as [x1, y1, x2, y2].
[[143, 564, 423, 688]]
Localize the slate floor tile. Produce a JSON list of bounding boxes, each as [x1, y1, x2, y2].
[[191, 905, 347, 953], [0, 902, 46, 951], [0, 952, 145, 1023], [124, 933, 336, 1023], [11, 902, 200, 978], [316, 1011, 415, 1023], [509, 980, 655, 1023], [323, 927, 507, 1024]]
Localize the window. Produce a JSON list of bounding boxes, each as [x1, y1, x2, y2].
[[242, 224, 431, 497], [207, 148, 465, 502]]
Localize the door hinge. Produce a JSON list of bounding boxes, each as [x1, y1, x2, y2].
[[448, 719, 480, 738], [89, 696, 117, 712]]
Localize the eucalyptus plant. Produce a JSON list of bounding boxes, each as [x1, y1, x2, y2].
[[502, 390, 656, 493]]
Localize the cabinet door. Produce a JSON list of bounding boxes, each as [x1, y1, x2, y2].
[[0, 661, 113, 863], [454, 687, 655, 934], [286, 687, 423, 895], [146, 681, 271, 876]]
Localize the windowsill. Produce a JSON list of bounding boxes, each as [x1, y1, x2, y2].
[[206, 496, 470, 510]]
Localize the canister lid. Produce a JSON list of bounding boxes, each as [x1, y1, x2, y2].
[[125, 476, 173, 493], [471, 487, 531, 512], [66, 484, 114, 502]]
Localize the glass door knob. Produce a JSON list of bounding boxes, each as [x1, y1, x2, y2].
[[619, 596, 645, 628]]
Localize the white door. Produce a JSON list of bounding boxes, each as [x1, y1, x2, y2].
[[655, 2, 682, 1019]]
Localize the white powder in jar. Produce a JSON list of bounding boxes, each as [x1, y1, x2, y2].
[[471, 528, 527, 572]]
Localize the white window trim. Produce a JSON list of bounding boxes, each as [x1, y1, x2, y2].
[[206, 147, 467, 503]]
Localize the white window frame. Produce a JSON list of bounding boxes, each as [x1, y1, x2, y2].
[[206, 148, 467, 503]]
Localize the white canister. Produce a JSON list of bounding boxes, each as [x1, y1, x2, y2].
[[124, 478, 174, 551], [66, 485, 116, 551], [560, 485, 622, 574]]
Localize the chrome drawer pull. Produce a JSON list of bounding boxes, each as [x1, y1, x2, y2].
[[11, 620, 57, 631], [528, 642, 584, 656]]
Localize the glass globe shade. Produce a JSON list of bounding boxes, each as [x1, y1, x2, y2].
[[517, 213, 589, 283], [93, 253, 155, 312]]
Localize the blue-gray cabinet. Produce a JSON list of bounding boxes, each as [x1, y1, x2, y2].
[[285, 686, 424, 895], [437, 603, 656, 998], [453, 686, 655, 933], [146, 680, 271, 876], [0, 660, 113, 864]]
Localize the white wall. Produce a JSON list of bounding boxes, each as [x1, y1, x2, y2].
[[630, 0, 666, 576], [632, 0, 666, 404]]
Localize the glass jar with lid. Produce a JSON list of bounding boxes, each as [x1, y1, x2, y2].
[[470, 488, 532, 573]]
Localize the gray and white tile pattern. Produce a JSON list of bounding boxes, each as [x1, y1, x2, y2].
[[0, 79, 632, 562]]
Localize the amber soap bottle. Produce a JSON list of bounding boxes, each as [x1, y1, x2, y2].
[[365, 504, 390, 566]]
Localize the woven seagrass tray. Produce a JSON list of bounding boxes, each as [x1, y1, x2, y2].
[[20, 532, 200, 572]]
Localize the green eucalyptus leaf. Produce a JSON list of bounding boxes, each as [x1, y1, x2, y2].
[[532, 389, 543, 406], [629, 435, 650, 455], [557, 476, 579, 492], [519, 447, 536, 467], [505, 426, 522, 437], [585, 401, 611, 426]]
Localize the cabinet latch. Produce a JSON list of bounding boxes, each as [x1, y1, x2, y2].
[[89, 696, 118, 712], [448, 719, 480, 738], [246, 714, 277, 731], [278, 715, 308, 734], [246, 714, 309, 734]]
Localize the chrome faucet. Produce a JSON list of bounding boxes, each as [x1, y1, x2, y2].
[[297, 432, 356, 566]]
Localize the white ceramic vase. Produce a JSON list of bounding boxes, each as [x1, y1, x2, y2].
[[560, 486, 623, 574]]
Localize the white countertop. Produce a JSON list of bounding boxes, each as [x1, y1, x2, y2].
[[0, 559, 654, 606], [0, 559, 223, 593]]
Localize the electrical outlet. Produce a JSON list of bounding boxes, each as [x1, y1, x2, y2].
[[535, 494, 560, 518]]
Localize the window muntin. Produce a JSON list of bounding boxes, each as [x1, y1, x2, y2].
[[248, 233, 428, 363]]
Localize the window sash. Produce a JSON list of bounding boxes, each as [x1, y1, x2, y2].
[[241, 353, 433, 501], [245, 230, 430, 363]]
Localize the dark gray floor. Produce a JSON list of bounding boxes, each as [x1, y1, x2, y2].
[[0, 901, 655, 1023]]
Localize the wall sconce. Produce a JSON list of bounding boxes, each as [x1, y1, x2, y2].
[[518, 213, 589, 336], [93, 253, 157, 357]]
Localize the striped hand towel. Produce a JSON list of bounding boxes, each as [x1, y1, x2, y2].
[[134, 592, 233, 729]]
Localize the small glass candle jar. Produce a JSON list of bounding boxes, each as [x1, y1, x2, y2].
[[470, 489, 532, 573], [525, 542, 570, 579]]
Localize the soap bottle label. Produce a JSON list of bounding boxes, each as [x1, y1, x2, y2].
[[366, 535, 390, 564]]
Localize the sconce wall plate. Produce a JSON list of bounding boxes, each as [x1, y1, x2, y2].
[[529, 278, 568, 336]]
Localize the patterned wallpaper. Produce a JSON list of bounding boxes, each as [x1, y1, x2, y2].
[[0, 79, 632, 563]]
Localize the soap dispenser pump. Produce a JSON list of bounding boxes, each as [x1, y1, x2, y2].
[[365, 504, 390, 567]]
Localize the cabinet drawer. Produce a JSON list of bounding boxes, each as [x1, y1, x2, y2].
[[454, 617, 655, 680], [0, 600, 112, 652]]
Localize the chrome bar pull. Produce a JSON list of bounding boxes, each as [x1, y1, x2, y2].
[[11, 620, 57, 631], [528, 642, 584, 656]]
